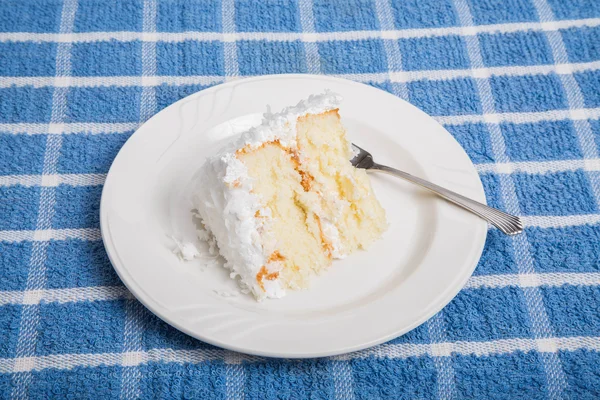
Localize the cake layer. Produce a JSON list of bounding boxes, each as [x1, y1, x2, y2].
[[236, 141, 330, 291], [295, 110, 387, 256]]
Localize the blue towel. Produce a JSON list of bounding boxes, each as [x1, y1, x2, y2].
[[1, 0, 600, 398]]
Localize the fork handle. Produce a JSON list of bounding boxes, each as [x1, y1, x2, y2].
[[372, 163, 523, 235]]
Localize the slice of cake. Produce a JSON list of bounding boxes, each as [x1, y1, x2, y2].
[[193, 92, 387, 300]]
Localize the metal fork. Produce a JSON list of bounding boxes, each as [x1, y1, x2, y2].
[[350, 144, 523, 235]]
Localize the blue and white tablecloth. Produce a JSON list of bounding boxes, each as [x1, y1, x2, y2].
[[1, 0, 600, 398]]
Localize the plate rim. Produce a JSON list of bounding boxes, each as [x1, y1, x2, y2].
[[100, 73, 488, 358]]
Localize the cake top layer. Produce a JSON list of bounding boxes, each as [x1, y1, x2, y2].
[[222, 91, 342, 163]]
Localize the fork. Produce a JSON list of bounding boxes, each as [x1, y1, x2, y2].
[[350, 144, 523, 235]]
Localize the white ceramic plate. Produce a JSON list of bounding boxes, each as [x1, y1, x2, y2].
[[100, 74, 487, 358]]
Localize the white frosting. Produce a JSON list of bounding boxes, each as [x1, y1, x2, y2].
[[170, 236, 201, 261], [192, 91, 342, 300]]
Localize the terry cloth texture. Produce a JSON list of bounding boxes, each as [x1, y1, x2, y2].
[[1, 0, 600, 398]]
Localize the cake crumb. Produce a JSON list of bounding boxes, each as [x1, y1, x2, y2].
[[170, 236, 200, 261], [213, 289, 240, 298]]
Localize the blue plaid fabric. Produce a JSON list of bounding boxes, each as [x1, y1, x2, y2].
[[1, 0, 600, 398]]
